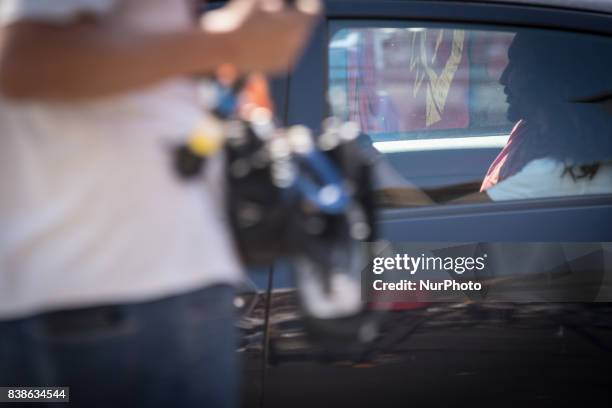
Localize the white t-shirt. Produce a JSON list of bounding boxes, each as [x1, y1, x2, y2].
[[487, 158, 612, 201], [0, 0, 243, 319]]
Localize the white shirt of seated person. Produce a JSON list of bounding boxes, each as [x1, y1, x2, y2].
[[487, 158, 612, 201]]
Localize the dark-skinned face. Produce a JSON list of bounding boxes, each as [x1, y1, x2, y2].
[[499, 37, 537, 123], [499, 34, 565, 124]]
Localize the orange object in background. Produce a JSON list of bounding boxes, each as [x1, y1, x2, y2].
[[238, 72, 275, 120], [213, 64, 274, 114]]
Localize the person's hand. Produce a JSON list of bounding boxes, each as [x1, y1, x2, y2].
[[201, 0, 322, 74]]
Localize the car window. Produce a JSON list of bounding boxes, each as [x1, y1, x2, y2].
[[328, 22, 612, 206]]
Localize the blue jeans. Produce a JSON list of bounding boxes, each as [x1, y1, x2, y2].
[[0, 285, 238, 408]]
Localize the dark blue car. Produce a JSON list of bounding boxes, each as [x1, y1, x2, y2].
[[224, 1, 612, 406]]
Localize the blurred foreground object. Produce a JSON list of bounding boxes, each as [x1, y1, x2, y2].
[[174, 54, 381, 344], [0, 0, 320, 406]]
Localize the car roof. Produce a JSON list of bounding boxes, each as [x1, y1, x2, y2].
[[466, 0, 612, 15], [327, 0, 612, 15], [207, 0, 612, 17]]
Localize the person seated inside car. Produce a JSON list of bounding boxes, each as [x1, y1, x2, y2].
[[376, 31, 612, 206], [460, 31, 612, 203]]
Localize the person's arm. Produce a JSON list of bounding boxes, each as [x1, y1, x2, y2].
[[0, 0, 320, 101], [0, 22, 237, 100], [449, 191, 491, 204], [375, 187, 434, 207]]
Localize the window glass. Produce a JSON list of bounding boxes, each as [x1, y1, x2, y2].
[[329, 23, 612, 206]]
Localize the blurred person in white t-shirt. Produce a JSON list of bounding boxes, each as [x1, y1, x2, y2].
[[0, 0, 320, 406]]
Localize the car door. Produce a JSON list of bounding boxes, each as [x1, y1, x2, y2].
[[262, 1, 612, 407]]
